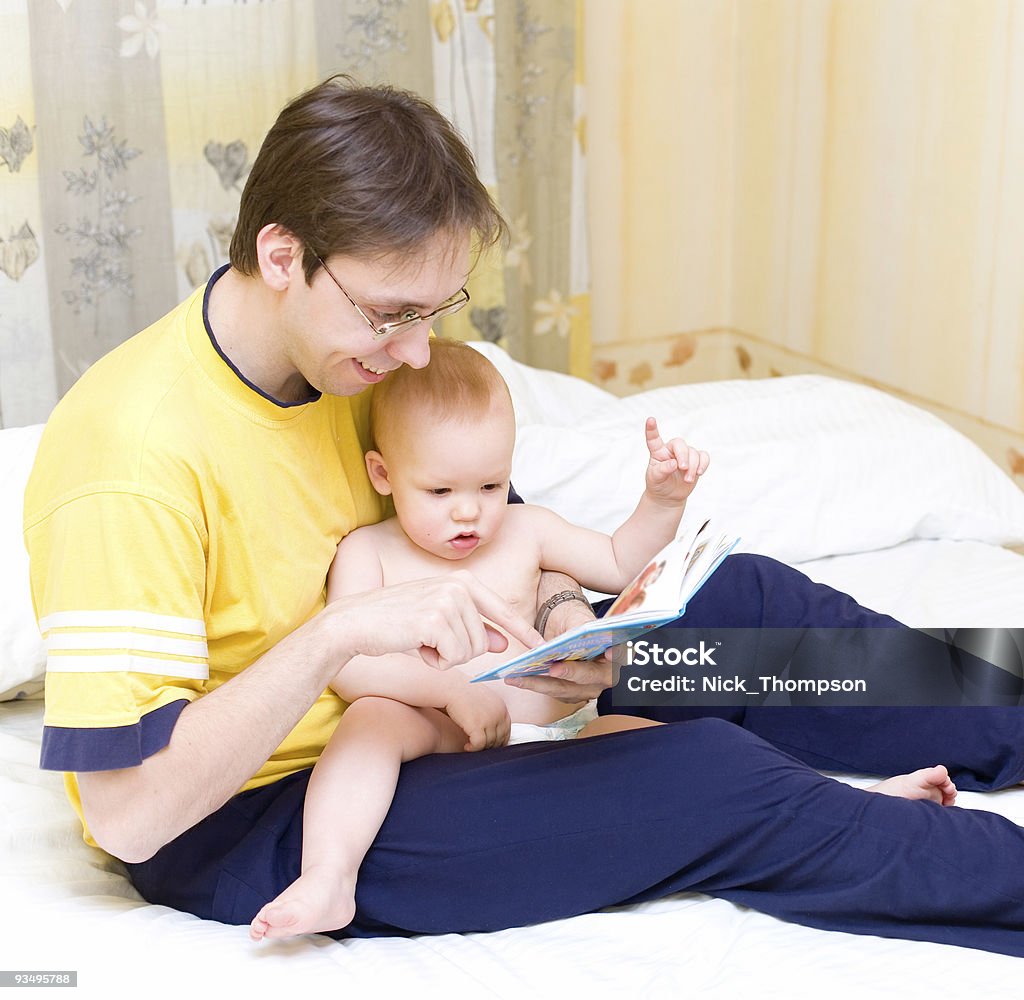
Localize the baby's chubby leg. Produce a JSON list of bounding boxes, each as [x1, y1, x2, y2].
[[577, 714, 663, 739], [250, 697, 466, 942]]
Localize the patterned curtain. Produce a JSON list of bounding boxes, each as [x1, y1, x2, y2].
[[0, 0, 589, 429]]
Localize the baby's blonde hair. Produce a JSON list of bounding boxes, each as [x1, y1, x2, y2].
[[370, 339, 513, 455]]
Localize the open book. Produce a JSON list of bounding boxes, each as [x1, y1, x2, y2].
[[471, 519, 739, 682]]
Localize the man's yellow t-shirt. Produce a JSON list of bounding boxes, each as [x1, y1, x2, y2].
[[24, 266, 387, 845]]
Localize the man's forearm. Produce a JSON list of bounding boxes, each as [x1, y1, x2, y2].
[[79, 611, 345, 863], [536, 571, 596, 639], [79, 570, 530, 863], [512, 572, 612, 701]]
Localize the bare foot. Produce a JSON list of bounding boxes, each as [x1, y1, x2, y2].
[[867, 765, 957, 807], [249, 864, 357, 941]]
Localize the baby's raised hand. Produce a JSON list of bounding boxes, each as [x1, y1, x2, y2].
[[644, 416, 710, 506]]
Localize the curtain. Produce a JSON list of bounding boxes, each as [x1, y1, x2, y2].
[[585, 0, 1024, 481], [0, 0, 589, 429]]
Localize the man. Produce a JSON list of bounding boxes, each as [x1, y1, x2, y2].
[[25, 76, 1024, 957]]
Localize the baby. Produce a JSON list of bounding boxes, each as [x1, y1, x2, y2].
[[250, 339, 956, 941]]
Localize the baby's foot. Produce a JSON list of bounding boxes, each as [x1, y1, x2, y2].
[[249, 864, 357, 941], [867, 765, 957, 806]]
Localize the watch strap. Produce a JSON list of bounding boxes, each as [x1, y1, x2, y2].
[[535, 589, 595, 636]]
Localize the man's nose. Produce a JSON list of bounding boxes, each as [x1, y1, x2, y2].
[[385, 325, 431, 369]]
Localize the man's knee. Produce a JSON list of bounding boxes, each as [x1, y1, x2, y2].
[[675, 714, 757, 750], [590, 717, 805, 816], [618, 715, 757, 764], [678, 553, 775, 628]]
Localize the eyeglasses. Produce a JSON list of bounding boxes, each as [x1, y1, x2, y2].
[[314, 253, 470, 341]]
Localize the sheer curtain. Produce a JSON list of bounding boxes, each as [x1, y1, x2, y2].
[[0, 0, 589, 429]]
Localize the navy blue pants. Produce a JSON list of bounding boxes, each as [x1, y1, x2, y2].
[[128, 554, 1024, 957], [598, 553, 1024, 791]]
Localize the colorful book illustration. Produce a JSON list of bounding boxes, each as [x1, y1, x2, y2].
[[471, 519, 739, 682]]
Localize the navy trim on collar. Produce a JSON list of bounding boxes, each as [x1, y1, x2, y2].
[[202, 264, 322, 409]]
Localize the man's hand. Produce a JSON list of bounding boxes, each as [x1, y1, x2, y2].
[[644, 417, 710, 506], [506, 653, 616, 702], [445, 685, 512, 751], [326, 571, 543, 671]]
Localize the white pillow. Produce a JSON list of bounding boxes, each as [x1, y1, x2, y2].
[[469, 342, 613, 427], [0, 424, 46, 701], [498, 366, 1024, 564]]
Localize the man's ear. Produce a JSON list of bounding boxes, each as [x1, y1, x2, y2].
[[365, 450, 393, 496], [255, 224, 303, 292]]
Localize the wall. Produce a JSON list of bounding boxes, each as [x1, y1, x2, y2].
[[585, 0, 1024, 481]]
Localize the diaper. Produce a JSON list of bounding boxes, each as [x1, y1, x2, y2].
[[507, 701, 599, 745]]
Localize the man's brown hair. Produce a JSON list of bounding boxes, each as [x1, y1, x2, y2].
[[230, 76, 507, 281], [370, 339, 513, 455]]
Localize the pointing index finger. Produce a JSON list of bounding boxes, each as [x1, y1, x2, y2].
[[645, 416, 670, 460], [453, 571, 544, 650]]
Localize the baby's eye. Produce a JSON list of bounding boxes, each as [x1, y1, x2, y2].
[[429, 488, 451, 496], [481, 483, 503, 492]]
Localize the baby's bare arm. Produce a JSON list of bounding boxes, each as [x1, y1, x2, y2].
[[531, 422, 708, 592], [327, 524, 386, 603], [525, 505, 644, 595], [330, 650, 466, 707]]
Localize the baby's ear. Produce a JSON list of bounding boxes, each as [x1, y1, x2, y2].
[[364, 450, 393, 495]]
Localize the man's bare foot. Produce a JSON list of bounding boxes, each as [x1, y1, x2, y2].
[[867, 765, 957, 806], [249, 864, 357, 941]]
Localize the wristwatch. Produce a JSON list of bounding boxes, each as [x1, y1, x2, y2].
[[535, 589, 595, 636]]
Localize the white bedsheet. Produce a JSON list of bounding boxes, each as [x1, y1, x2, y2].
[[4, 540, 1024, 999], [799, 538, 1024, 629]]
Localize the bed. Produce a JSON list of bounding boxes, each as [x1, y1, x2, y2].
[[3, 342, 1024, 997]]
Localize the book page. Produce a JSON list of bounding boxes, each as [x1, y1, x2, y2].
[[604, 519, 711, 619], [471, 519, 739, 682]]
